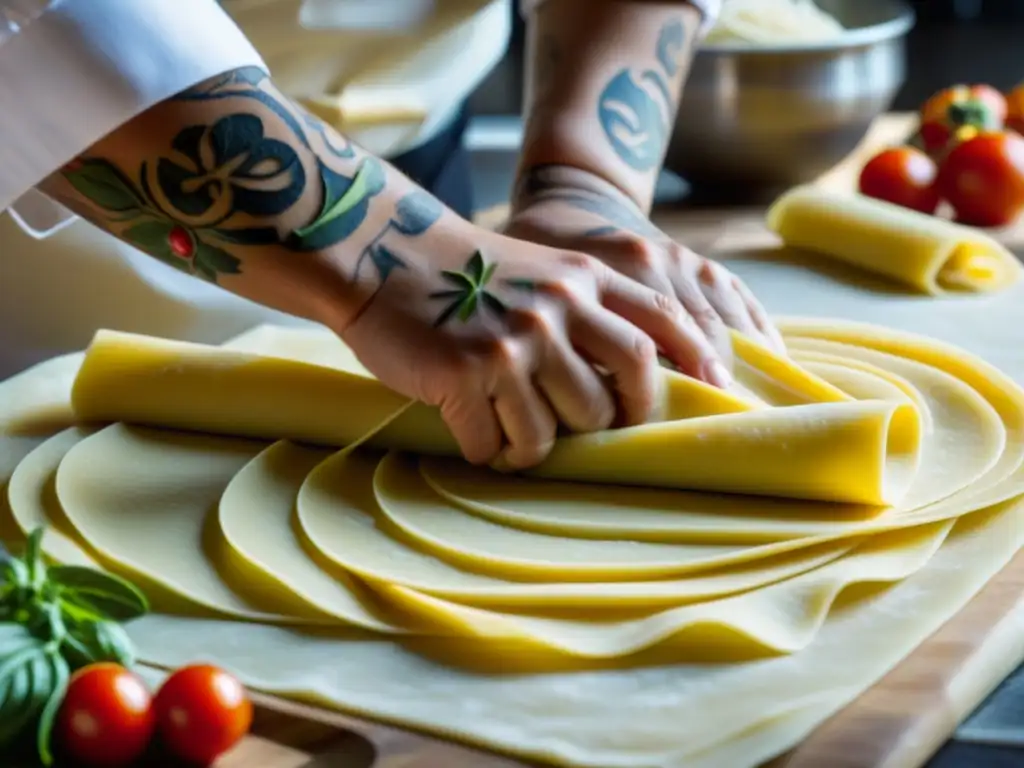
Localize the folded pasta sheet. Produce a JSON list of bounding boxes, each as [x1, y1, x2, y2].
[[70, 329, 920, 504], [767, 186, 1023, 294]]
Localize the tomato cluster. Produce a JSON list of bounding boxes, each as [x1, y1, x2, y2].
[[54, 662, 252, 766], [858, 83, 1024, 228]]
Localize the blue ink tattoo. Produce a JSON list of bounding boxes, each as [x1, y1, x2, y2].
[[597, 70, 670, 171], [656, 19, 686, 76]]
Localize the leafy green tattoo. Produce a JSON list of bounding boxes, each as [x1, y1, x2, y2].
[[431, 251, 508, 326], [596, 16, 687, 171], [63, 157, 248, 283], [288, 157, 385, 251], [60, 68, 443, 290]]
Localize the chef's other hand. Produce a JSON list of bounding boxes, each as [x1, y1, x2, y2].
[[506, 165, 785, 362], [338, 224, 727, 470]]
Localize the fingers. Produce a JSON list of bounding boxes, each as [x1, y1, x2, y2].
[[667, 261, 733, 367], [697, 259, 763, 343], [535, 332, 617, 434], [568, 303, 665, 427], [439, 393, 503, 466], [598, 269, 729, 389], [731, 276, 786, 353], [697, 259, 784, 353], [492, 367, 558, 470]]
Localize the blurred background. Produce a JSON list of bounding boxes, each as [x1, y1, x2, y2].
[[469, 0, 1024, 117], [465, 0, 1024, 211]]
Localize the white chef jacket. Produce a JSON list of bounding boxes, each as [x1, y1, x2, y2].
[[0, 0, 719, 380]]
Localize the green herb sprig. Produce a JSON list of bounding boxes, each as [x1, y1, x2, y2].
[[430, 250, 509, 327], [0, 527, 149, 765]]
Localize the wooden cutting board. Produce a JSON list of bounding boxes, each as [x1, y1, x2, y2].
[[195, 112, 1024, 768]]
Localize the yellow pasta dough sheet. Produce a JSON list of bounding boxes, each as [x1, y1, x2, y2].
[[4, 249, 1024, 768]]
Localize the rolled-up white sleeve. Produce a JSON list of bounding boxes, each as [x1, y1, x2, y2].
[[0, 0, 267, 234]]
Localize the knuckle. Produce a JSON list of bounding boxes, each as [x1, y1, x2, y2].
[[514, 306, 555, 337], [691, 304, 724, 331], [506, 439, 555, 470], [698, 257, 726, 285], [445, 348, 480, 380], [544, 277, 581, 305], [627, 332, 659, 368], [486, 336, 523, 372], [673, 243, 700, 262], [586, 399, 616, 431], [662, 243, 687, 271], [558, 250, 596, 274], [651, 290, 683, 319], [620, 238, 658, 270]]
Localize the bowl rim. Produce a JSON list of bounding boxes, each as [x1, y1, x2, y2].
[[697, 0, 915, 56]]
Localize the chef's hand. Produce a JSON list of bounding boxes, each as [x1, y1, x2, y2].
[[339, 224, 726, 469], [506, 166, 785, 361]]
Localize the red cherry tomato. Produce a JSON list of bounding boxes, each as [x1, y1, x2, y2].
[[1006, 83, 1024, 136], [938, 131, 1024, 227], [919, 84, 1006, 156], [55, 663, 155, 767], [858, 146, 941, 214], [154, 664, 253, 764]]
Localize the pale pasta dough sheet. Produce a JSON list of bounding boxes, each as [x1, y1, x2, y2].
[[123, 498, 1021, 768], [3, 249, 1024, 767]]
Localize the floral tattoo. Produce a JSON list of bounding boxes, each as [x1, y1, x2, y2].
[[59, 66, 442, 287]]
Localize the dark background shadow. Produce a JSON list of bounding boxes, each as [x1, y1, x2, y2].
[[469, 0, 1024, 118]]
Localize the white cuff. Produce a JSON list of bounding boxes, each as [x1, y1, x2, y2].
[[6, 189, 76, 240], [0, 0, 267, 223], [688, 0, 721, 34]]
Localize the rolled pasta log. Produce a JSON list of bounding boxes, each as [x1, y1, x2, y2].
[[766, 186, 1023, 295], [70, 330, 919, 504]]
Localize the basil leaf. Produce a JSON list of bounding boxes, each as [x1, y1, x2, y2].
[[0, 644, 48, 747], [36, 600, 67, 646], [63, 619, 136, 667], [93, 621, 136, 667], [0, 554, 29, 588], [36, 652, 69, 766], [0, 638, 44, 685], [0, 623, 36, 655], [48, 565, 149, 621], [59, 629, 96, 670], [0, 657, 34, 746], [23, 527, 46, 590]]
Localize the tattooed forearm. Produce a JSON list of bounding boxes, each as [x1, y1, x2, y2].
[[596, 16, 690, 172], [354, 190, 443, 281], [515, 164, 663, 239], [55, 68, 442, 290]]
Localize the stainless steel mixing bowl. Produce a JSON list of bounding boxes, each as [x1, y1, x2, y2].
[[664, 0, 916, 197]]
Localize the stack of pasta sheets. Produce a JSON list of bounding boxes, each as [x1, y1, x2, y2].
[[2, 317, 1022, 768]]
